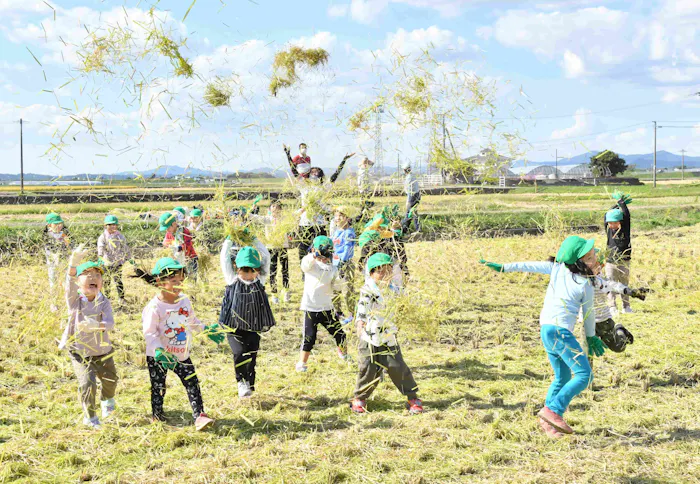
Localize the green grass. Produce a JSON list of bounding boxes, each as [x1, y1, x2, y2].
[[1, 225, 699, 482]]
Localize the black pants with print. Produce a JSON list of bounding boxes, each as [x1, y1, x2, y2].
[[147, 356, 204, 420], [226, 330, 261, 389], [269, 248, 289, 294], [301, 310, 347, 352]]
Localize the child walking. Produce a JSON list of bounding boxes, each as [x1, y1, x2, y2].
[[480, 235, 606, 437], [136, 257, 223, 430], [219, 246, 276, 398], [604, 192, 633, 314], [160, 212, 198, 280], [331, 206, 357, 324], [250, 200, 291, 304], [97, 215, 132, 303], [296, 236, 351, 372], [350, 253, 423, 415], [59, 246, 118, 429], [44, 212, 72, 311]]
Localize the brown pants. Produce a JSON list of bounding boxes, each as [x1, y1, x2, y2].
[[605, 260, 631, 309], [70, 353, 119, 419], [354, 339, 418, 400]]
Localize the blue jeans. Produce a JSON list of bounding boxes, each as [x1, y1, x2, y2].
[[540, 325, 592, 416]]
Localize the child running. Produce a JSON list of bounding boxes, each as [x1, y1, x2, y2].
[[480, 235, 606, 437], [350, 253, 423, 415], [97, 215, 132, 303], [160, 212, 198, 279], [331, 206, 357, 325], [59, 246, 117, 429], [296, 235, 351, 372], [44, 212, 72, 311], [136, 257, 223, 430], [219, 246, 276, 398], [604, 192, 633, 314]]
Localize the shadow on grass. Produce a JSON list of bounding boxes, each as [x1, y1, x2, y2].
[[415, 357, 544, 382], [212, 415, 354, 439]]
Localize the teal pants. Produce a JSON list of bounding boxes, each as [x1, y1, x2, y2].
[[540, 325, 592, 416]]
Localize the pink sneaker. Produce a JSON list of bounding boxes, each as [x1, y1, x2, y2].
[[537, 406, 573, 434], [407, 398, 424, 414], [195, 413, 214, 431], [350, 399, 366, 414], [539, 417, 564, 439]]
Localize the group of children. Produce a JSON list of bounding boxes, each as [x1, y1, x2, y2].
[[46, 146, 641, 438]]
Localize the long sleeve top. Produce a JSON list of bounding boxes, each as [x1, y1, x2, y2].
[[142, 294, 203, 362], [220, 237, 271, 286], [300, 253, 345, 312], [332, 227, 356, 266], [44, 228, 72, 256], [249, 213, 290, 249], [356, 278, 400, 347], [97, 230, 132, 267], [503, 261, 595, 337], [588, 276, 630, 322], [605, 199, 631, 262], [58, 272, 114, 357], [404, 172, 420, 196]]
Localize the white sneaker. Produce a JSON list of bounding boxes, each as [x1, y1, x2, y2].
[[237, 380, 253, 398], [83, 416, 101, 430], [101, 398, 116, 418], [295, 361, 308, 373], [622, 306, 634, 314], [272, 295, 280, 305], [283, 292, 291, 303]]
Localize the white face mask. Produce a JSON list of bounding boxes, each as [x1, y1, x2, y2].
[[300, 148, 307, 155], [239, 277, 258, 286]]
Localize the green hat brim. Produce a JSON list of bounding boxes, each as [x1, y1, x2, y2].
[[151, 258, 185, 276], [76, 261, 105, 277]]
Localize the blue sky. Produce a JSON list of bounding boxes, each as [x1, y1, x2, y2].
[[0, 0, 699, 175]]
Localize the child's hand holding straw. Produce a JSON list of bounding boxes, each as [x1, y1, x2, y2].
[[479, 259, 504, 272], [155, 348, 177, 370], [204, 324, 225, 344]]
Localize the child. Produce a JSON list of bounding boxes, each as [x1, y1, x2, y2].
[[358, 205, 409, 285], [350, 253, 423, 415], [480, 235, 606, 437], [331, 206, 357, 324], [187, 208, 204, 233], [250, 200, 290, 304], [219, 246, 276, 398], [296, 235, 350, 372], [44, 212, 72, 311], [97, 215, 132, 302], [136, 257, 223, 430], [173, 206, 187, 223], [402, 162, 420, 233], [604, 192, 633, 314], [357, 157, 374, 198], [59, 246, 117, 429], [221, 207, 271, 287], [160, 212, 198, 279]]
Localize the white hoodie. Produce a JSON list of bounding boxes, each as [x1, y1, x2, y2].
[[299, 253, 345, 312]]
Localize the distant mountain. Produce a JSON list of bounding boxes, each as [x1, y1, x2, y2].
[[516, 150, 700, 170]]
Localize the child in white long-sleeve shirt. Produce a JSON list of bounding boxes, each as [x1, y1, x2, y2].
[[97, 214, 132, 302], [296, 235, 350, 372]]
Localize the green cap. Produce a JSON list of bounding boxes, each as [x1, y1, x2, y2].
[[190, 208, 203, 217], [173, 207, 186, 215], [556, 236, 595, 265], [367, 253, 393, 272], [313, 235, 334, 251], [358, 230, 380, 248], [235, 246, 262, 269], [45, 212, 64, 225], [605, 209, 624, 223], [159, 212, 177, 231], [76, 260, 104, 276], [104, 214, 119, 225], [151, 257, 184, 276]]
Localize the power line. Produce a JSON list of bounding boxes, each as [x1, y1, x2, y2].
[[529, 121, 650, 146]]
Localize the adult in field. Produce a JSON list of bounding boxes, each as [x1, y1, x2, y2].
[[283, 142, 311, 175]]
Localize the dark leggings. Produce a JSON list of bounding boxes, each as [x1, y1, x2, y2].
[[595, 318, 634, 353], [269, 248, 289, 294], [103, 265, 124, 299], [147, 356, 204, 420], [296, 225, 326, 263], [301, 310, 346, 352], [226, 330, 261, 389]]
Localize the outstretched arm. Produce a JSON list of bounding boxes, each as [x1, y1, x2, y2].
[[284, 144, 298, 177], [330, 153, 355, 183]]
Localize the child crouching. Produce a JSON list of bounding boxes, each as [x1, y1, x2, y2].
[[350, 253, 423, 415], [136, 258, 223, 430], [219, 246, 276, 398], [59, 246, 118, 429]]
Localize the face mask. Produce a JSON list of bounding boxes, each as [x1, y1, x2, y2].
[[309, 175, 320, 181], [239, 277, 258, 285], [300, 148, 307, 155]]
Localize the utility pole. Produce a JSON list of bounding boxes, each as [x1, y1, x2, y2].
[[680, 149, 686, 181], [20, 118, 24, 195], [653, 121, 657, 188], [555, 149, 559, 180]]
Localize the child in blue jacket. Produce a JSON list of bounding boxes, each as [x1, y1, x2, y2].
[[331, 206, 357, 325]]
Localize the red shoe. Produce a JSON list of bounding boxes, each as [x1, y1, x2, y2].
[[350, 398, 367, 414], [195, 412, 214, 431], [407, 398, 424, 415], [537, 406, 573, 434], [539, 418, 564, 439]]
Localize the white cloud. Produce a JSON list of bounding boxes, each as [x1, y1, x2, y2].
[[551, 108, 592, 139], [561, 50, 585, 78], [327, 4, 349, 18], [289, 31, 338, 51], [0, 0, 47, 14]]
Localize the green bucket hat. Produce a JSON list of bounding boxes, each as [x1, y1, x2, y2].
[[159, 212, 178, 231], [45, 212, 64, 225], [104, 214, 119, 225], [367, 253, 393, 272], [151, 257, 184, 276], [556, 236, 595, 265], [358, 230, 380, 248], [313, 235, 334, 251], [605, 209, 624, 223], [76, 260, 104, 277], [190, 208, 203, 217], [235, 246, 262, 269], [173, 207, 186, 216]]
